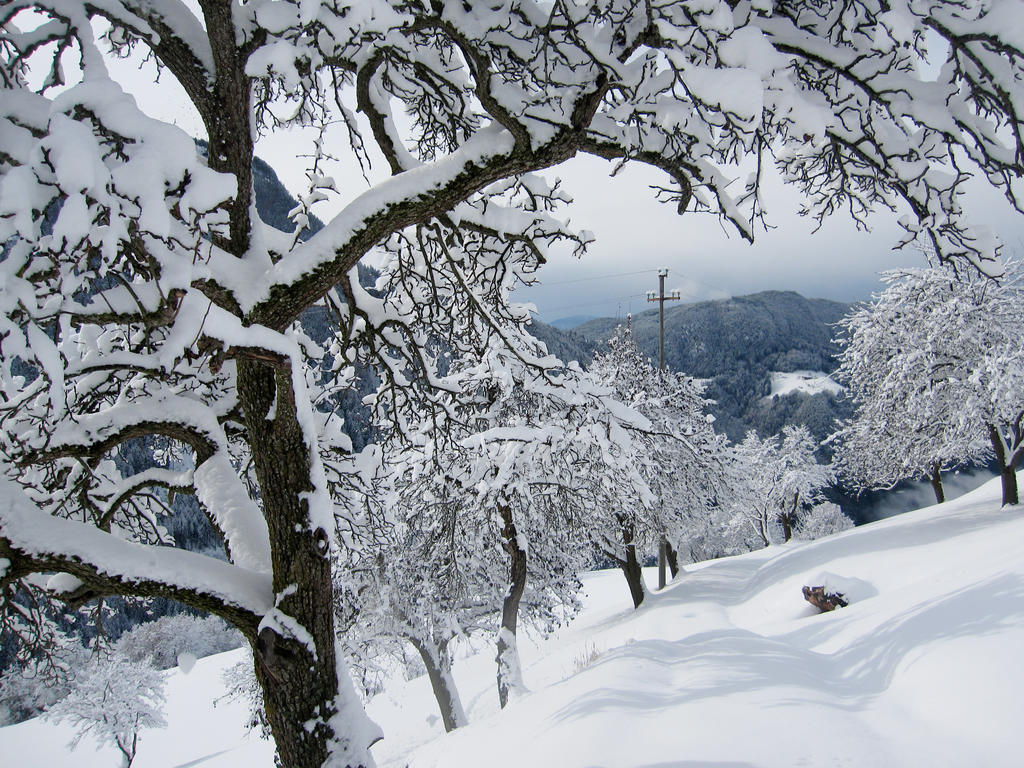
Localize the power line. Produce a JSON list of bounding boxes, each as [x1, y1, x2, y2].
[[542, 268, 660, 286], [527, 271, 733, 319], [541, 292, 647, 314], [539, 267, 730, 298]]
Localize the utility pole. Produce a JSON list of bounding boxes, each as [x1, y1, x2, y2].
[[647, 269, 681, 590]]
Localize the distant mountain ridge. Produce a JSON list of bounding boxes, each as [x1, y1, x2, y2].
[[247, 155, 851, 448], [531, 290, 854, 443], [548, 314, 597, 330], [248, 159, 851, 460]]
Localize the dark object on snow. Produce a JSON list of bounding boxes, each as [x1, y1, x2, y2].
[[803, 585, 848, 612]]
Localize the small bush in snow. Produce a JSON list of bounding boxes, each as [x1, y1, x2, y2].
[[0, 644, 90, 726], [572, 643, 602, 674], [218, 652, 271, 740], [44, 656, 166, 767], [794, 503, 854, 541]]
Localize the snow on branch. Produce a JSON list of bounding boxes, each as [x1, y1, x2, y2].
[[0, 477, 271, 627]]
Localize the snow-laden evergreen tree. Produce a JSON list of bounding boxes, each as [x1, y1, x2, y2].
[[733, 426, 835, 546], [833, 261, 1024, 506], [588, 322, 726, 606], [43, 654, 166, 768], [3, 1, 1024, 764]]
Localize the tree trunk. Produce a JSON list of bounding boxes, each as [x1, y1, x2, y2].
[[929, 461, 945, 504], [496, 502, 527, 709], [780, 513, 793, 543], [657, 535, 666, 590], [1001, 464, 1019, 507], [665, 541, 680, 579], [617, 521, 646, 609], [199, 0, 254, 258], [238, 360, 375, 767], [779, 491, 799, 543], [116, 730, 136, 768], [408, 636, 468, 733], [988, 424, 1021, 506], [756, 507, 771, 548], [192, 15, 376, 762]]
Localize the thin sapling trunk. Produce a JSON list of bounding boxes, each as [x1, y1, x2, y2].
[[929, 461, 945, 504], [496, 503, 528, 708], [408, 636, 468, 732], [666, 541, 680, 579], [988, 424, 1023, 506]]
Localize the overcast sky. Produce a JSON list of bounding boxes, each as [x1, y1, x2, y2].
[[101, 44, 1024, 326]]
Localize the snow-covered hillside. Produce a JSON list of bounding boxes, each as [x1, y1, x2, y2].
[[4, 475, 1023, 767], [767, 369, 843, 399]]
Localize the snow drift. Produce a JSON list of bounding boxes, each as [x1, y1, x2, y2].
[[3, 474, 1023, 767]]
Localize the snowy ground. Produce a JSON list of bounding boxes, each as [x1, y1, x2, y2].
[[766, 370, 843, 398], [4, 474, 1024, 767]]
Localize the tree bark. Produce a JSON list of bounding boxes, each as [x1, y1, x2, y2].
[[929, 461, 945, 504], [657, 535, 667, 590], [988, 424, 1021, 506], [665, 541, 680, 579], [409, 636, 468, 732], [198, 0, 254, 258], [780, 513, 793, 543], [496, 502, 527, 709], [617, 520, 646, 609], [238, 360, 371, 768], [779, 491, 799, 542]]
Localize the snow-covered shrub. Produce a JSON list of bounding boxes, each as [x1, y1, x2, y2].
[[0, 644, 90, 726], [115, 614, 243, 670], [44, 657, 166, 767], [219, 653, 270, 740], [794, 503, 855, 541], [0, 663, 66, 725], [572, 643, 603, 674]]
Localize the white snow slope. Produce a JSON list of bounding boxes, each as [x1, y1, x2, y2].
[[4, 474, 1024, 768], [767, 370, 843, 398]]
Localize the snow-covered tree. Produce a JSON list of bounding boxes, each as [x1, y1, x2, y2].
[[115, 614, 243, 670], [792, 502, 853, 541], [43, 655, 166, 768], [833, 262, 1024, 505], [587, 322, 726, 607], [3, 2, 1024, 765], [336, 493, 484, 733], [368, 341, 640, 710], [833, 266, 989, 503], [675, 501, 747, 564], [733, 426, 834, 546]]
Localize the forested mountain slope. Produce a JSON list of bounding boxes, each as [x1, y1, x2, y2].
[[535, 291, 853, 442]]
